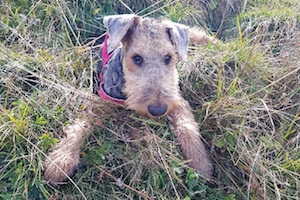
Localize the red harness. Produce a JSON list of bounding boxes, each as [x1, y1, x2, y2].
[[99, 35, 125, 105]]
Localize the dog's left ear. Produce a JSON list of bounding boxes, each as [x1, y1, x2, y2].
[[103, 14, 138, 49], [165, 22, 189, 61]]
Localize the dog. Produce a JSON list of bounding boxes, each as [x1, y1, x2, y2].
[[43, 14, 215, 184]]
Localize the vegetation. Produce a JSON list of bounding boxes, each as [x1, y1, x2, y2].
[[0, 0, 299, 199]]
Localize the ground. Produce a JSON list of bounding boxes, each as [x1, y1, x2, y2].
[[0, 0, 299, 199]]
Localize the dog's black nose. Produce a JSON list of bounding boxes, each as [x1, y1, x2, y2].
[[147, 104, 168, 117]]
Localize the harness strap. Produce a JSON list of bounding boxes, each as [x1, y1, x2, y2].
[[99, 35, 125, 105]]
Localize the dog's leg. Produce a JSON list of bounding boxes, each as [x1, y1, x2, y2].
[[43, 118, 92, 184], [167, 98, 213, 178]]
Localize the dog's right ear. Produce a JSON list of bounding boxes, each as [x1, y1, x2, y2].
[[165, 22, 189, 61], [103, 14, 138, 49]]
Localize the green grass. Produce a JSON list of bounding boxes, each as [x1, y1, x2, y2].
[[0, 0, 299, 199]]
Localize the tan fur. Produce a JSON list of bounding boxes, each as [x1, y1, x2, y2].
[[43, 119, 92, 184], [189, 27, 218, 46], [121, 18, 182, 118], [43, 15, 214, 184], [167, 99, 213, 176]]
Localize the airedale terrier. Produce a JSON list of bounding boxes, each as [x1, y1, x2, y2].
[[43, 14, 215, 184]]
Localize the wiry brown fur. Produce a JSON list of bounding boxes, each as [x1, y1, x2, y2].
[[43, 119, 92, 184], [43, 15, 215, 184], [189, 27, 218, 46], [167, 99, 213, 176], [122, 18, 182, 118]]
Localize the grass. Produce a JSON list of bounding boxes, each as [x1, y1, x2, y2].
[[0, 0, 299, 199]]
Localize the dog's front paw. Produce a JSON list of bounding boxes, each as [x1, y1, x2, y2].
[[167, 99, 213, 178], [43, 138, 81, 184], [43, 119, 92, 184], [182, 139, 213, 178]]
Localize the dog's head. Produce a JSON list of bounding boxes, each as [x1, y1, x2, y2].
[[103, 14, 189, 118]]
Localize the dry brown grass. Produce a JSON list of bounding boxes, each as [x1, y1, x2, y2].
[[0, 0, 299, 199]]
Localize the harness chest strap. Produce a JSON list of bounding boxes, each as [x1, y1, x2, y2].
[[99, 35, 125, 105]]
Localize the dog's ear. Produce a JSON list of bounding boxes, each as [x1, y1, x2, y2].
[[103, 14, 138, 49], [166, 22, 189, 61]]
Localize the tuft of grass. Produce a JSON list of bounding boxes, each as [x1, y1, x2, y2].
[[180, 19, 299, 200], [0, 0, 299, 199], [162, 0, 202, 24]]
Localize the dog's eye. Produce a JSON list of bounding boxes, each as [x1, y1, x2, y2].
[[132, 55, 143, 66], [164, 55, 172, 65]]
